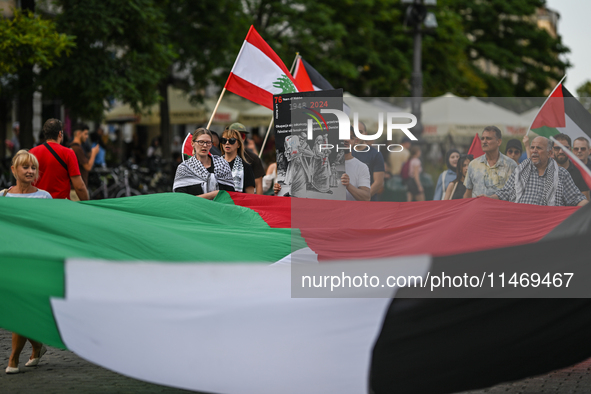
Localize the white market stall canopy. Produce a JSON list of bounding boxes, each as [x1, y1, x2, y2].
[[421, 93, 530, 141], [105, 88, 247, 126], [343, 93, 409, 136]]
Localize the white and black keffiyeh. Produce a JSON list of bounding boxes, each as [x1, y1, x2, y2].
[[497, 158, 584, 206], [514, 158, 558, 206], [173, 155, 234, 194], [229, 156, 245, 192]]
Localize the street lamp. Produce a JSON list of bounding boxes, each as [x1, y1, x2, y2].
[[402, 0, 437, 137]]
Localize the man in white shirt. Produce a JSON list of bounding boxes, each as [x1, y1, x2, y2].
[[274, 127, 371, 201], [343, 127, 371, 201]]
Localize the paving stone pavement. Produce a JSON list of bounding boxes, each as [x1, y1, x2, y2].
[[2, 328, 591, 393]]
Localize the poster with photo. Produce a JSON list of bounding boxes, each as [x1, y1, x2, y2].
[[273, 89, 345, 200]]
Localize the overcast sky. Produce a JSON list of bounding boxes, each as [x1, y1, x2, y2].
[[545, 0, 590, 95]]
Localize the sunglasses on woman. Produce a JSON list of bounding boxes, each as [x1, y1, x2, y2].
[[221, 138, 237, 145]]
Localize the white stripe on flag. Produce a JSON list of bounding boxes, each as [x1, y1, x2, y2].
[[557, 113, 590, 142], [232, 41, 289, 95], [52, 257, 430, 394]]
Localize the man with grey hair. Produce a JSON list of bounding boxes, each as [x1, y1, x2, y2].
[[573, 137, 591, 170], [463, 126, 517, 198], [490, 136, 587, 206]]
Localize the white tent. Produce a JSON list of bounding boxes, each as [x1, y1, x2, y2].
[[520, 107, 540, 128], [421, 93, 529, 142], [343, 93, 409, 137]]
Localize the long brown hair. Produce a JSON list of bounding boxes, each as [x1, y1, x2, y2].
[[222, 128, 250, 164]]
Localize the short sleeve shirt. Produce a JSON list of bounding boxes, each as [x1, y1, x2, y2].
[[244, 149, 265, 179], [565, 161, 589, 193], [352, 146, 385, 201], [30, 142, 81, 199], [70, 143, 90, 186], [464, 153, 517, 197], [344, 157, 371, 201]]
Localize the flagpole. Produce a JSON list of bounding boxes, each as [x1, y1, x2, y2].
[[258, 53, 300, 158], [206, 87, 227, 129]]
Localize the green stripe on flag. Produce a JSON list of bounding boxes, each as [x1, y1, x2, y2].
[[0, 193, 307, 349], [531, 126, 560, 138]]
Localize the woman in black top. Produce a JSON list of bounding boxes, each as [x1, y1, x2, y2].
[[221, 129, 255, 194], [173, 128, 235, 199], [444, 154, 473, 200]]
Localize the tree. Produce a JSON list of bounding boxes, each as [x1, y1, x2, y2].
[[155, 0, 249, 160], [576, 80, 591, 112], [245, 0, 568, 99], [0, 8, 74, 76], [446, 0, 569, 97], [42, 0, 176, 123], [0, 7, 74, 154]]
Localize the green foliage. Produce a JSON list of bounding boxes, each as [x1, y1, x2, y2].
[[444, 0, 569, 97], [42, 0, 176, 120], [247, 0, 568, 98], [576, 80, 591, 111], [158, 0, 249, 94], [0, 8, 74, 76]]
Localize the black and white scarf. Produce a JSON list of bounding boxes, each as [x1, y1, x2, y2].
[[173, 155, 234, 194], [228, 156, 245, 192], [514, 158, 558, 206]]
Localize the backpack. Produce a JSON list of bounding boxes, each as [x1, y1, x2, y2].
[[401, 160, 411, 180]]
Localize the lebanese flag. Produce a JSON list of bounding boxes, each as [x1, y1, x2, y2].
[[468, 133, 484, 158], [2, 193, 591, 393], [224, 25, 299, 109], [529, 80, 591, 142], [293, 56, 335, 92]]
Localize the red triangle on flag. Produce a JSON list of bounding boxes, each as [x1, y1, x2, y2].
[[531, 84, 566, 129], [293, 57, 315, 92], [468, 133, 484, 158]]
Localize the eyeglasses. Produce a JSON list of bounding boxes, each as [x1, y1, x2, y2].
[[193, 140, 212, 146], [221, 138, 237, 145], [573, 147, 588, 152], [506, 149, 521, 155]]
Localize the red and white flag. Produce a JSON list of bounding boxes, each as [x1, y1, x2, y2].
[[224, 26, 299, 109]]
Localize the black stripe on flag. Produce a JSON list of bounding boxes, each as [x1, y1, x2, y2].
[[562, 85, 591, 138], [370, 230, 591, 394], [301, 58, 334, 91]]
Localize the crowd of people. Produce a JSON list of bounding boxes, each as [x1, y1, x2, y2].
[[3, 118, 591, 373]]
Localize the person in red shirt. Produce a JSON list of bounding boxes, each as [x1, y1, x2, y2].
[[30, 119, 89, 200]]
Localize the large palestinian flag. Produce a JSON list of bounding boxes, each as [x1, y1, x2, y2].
[[2, 193, 591, 393], [530, 82, 591, 142]]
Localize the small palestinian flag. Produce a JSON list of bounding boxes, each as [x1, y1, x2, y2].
[[293, 56, 335, 92], [467, 133, 484, 158], [1, 193, 591, 393], [530, 82, 591, 143]]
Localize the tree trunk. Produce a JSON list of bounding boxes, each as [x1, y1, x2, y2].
[[18, 65, 35, 149], [0, 98, 7, 162], [18, 0, 36, 149], [159, 80, 171, 161]]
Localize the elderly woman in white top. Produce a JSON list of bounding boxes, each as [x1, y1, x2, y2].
[[3, 150, 50, 374]]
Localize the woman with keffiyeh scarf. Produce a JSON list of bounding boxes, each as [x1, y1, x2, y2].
[[221, 128, 255, 194], [173, 128, 235, 199]]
